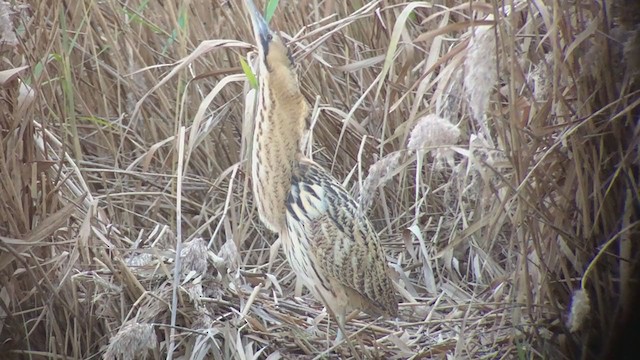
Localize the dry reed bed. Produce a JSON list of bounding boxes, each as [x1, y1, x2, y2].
[[1, 0, 638, 359]]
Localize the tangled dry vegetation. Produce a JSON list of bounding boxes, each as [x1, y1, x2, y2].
[[1, 0, 639, 359]]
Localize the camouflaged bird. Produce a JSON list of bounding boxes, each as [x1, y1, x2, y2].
[[243, 0, 398, 342]]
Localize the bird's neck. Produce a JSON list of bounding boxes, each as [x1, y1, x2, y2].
[[251, 71, 308, 232]]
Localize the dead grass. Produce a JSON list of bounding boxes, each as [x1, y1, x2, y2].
[[1, 0, 639, 359]]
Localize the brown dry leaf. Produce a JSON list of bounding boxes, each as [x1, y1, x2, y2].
[[0, 197, 80, 272], [0, 66, 29, 86]]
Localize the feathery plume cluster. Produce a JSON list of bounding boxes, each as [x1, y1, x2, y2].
[[581, 35, 604, 79], [126, 252, 153, 267], [217, 238, 241, 276], [460, 133, 505, 204], [104, 322, 156, 360], [408, 114, 461, 169], [0, 2, 17, 47], [530, 54, 552, 102], [623, 29, 640, 76], [407, 114, 461, 151], [181, 237, 209, 275], [179, 238, 209, 302], [464, 26, 497, 125], [468, 132, 505, 168], [359, 151, 403, 213], [583, 23, 638, 82], [435, 68, 464, 121], [567, 289, 591, 332]]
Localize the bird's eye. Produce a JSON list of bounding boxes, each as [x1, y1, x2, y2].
[[267, 33, 273, 42]]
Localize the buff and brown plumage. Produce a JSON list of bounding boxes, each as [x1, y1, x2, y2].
[[243, 0, 398, 342]]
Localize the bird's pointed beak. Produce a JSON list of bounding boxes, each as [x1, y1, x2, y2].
[[244, 0, 271, 54]]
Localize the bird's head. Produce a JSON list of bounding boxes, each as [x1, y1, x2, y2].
[[244, 0, 297, 88], [244, 0, 308, 147]]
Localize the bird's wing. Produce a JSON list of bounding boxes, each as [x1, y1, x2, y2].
[[287, 160, 398, 317]]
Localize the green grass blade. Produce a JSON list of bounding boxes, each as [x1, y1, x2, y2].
[[265, 0, 279, 24], [240, 57, 258, 89]]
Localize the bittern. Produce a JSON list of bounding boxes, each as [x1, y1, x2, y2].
[[243, 0, 398, 342]]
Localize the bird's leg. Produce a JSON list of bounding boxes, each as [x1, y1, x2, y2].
[[334, 309, 362, 344], [333, 310, 363, 360], [333, 310, 347, 345], [266, 237, 282, 274]]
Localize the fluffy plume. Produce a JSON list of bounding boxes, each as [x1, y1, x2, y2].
[[359, 152, 403, 213], [407, 114, 460, 151], [181, 237, 209, 275], [0, 2, 17, 47], [217, 238, 241, 276], [408, 114, 460, 169], [583, 24, 638, 83], [464, 26, 497, 132], [623, 28, 640, 76], [530, 54, 553, 102], [104, 322, 156, 360], [435, 68, 465, 121], [567, 289, 591, 332]]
